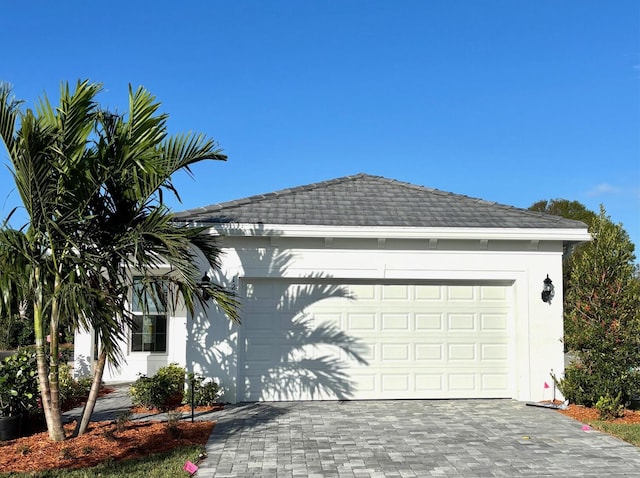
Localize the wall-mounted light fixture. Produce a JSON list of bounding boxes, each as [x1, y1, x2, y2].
[[200, 273, 211, 301], [231, 275, 238, 293], [541, 275, 555, 303]]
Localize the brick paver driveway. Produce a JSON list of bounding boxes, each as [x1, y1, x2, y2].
[[196, 399, 640, 477]]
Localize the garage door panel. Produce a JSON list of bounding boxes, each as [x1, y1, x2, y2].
[[416, 373, 444, 391], [381, 284, 410, 300], [447, 313, 476, 331], [449, 374, 476, 391], [481, 343, 509, 360], [414, 285, 443, 301], [480, 286, 508, 301], [482, 374, 510, 390], [240, 280, 512, 401], [480, 313, 508, 331], [381, 313, 410, 330], [381, 373, 410, 391], [447, 343, 477, 361], [447, 285, 475, 301], [347, 313, 376, 330], [415, 343, 444, 361], [416, 313, 444, 330], [381, 343, 411, 361], [349, 284, 376, 300]]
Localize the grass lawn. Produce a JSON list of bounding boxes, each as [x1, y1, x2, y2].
[[0, 445, 203, 477], [586, 421, 640, 447], [560, 404, 640, 448]]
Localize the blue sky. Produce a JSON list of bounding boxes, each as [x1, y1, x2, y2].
[[1, 1, 639, 249]]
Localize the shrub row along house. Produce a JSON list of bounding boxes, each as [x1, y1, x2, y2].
[[74, 174, 590, 403]]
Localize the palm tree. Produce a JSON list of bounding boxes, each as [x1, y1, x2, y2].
[[0, 81, 239, 440], [0, 80, 101, 440], [71, 85, 240, 436]]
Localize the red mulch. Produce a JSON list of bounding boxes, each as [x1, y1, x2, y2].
[[0, 388, 220, 474], [0, 419, 214, 473], [559, 404, 640, 424]]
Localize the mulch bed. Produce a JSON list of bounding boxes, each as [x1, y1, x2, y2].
[[0, 388, 221, 474], [0, 419, 214, 473], [559, 404, 640, 424]]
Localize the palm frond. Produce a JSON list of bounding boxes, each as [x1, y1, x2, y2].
[[0, 83, 22, 154]]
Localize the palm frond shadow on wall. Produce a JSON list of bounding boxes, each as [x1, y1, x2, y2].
[[188, 226, 368, 402]]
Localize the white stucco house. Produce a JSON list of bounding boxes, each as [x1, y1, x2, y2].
[[74, 173, 590, 403]]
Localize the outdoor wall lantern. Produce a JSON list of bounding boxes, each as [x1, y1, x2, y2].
[[200, 273, 211, 301], [541, 275, 555, 303]]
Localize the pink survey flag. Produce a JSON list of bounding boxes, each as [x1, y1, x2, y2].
[[183, 461, 199, 474], [544, 382, 550, 389]]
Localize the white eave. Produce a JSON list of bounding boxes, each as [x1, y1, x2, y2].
[[194, 222, 591, 243]]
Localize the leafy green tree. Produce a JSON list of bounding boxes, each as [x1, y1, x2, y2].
[[529, 199, 597, 292], [560, 207, 640, 409], [528, 199, 598, 226], [529, 199, 599, 350], [0, 81, 239, 440]]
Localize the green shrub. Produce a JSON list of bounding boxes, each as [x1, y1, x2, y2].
[[129, 363, 186, 411], [58, 363, 92, 410], [559, 208, 640, 413], [0, 350, 39, 416], [595, 393, 625, 420], [184, 373, 221, 407], [557, 361, 640, 409]]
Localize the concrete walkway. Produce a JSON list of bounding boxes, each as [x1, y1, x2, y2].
[[65, 389, 640, 477]]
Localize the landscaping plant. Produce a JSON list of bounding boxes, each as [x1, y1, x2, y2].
[[556, 207, 640, 417], [185, 372, 221, 407], [0, 81, 240, 441], [129, 364, 187, 411], [0, 350, 39, 417]]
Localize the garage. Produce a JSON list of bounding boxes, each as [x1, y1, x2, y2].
[[239, 278, 512, 401], [83, 173, 589, 403]]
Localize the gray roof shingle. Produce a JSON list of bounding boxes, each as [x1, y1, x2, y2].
[[174, 173, 587, 229]]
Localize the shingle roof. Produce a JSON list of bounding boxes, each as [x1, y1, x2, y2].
[[174, 173, 587, 229]]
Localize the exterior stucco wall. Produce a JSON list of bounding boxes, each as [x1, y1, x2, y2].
[[191, 235, 566, 403], [73, 284, 190, 383], [74, 234, 566, 404]]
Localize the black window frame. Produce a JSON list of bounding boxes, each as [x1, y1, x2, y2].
[[130, 277, 168, 353]]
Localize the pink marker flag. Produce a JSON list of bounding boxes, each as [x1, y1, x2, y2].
[[582, 425, 591, 431], [183, 461, 198, 474], [544, 382, 550, 389]]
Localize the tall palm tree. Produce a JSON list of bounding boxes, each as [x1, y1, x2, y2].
[[0, 80, 101, 440], [71, 85, 240, 436], [0, 81, 239, 440]]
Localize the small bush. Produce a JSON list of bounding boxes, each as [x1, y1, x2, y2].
[[129, 363, 186, 411], [0, 350, 39, 416], [58, 363, 92, 410], [596, 393, 625, 420], [557, 361, 640, 410], [115, 410, 133, 432], [184, 373, 221, 407], [166, 411, 182, 438]]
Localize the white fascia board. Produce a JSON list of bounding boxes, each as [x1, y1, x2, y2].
[[203, 223, 591, 243]]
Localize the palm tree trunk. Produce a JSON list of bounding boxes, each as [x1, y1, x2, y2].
[[33, 270, 65, 442], [33, 299, 65, 441], [74, 347, 107, 436], [47, 275, 65, 440]]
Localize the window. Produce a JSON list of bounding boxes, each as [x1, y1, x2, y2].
[[131, 278, 167, 353]]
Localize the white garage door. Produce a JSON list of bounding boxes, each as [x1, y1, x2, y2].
[[239, 279, 512, 401]]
